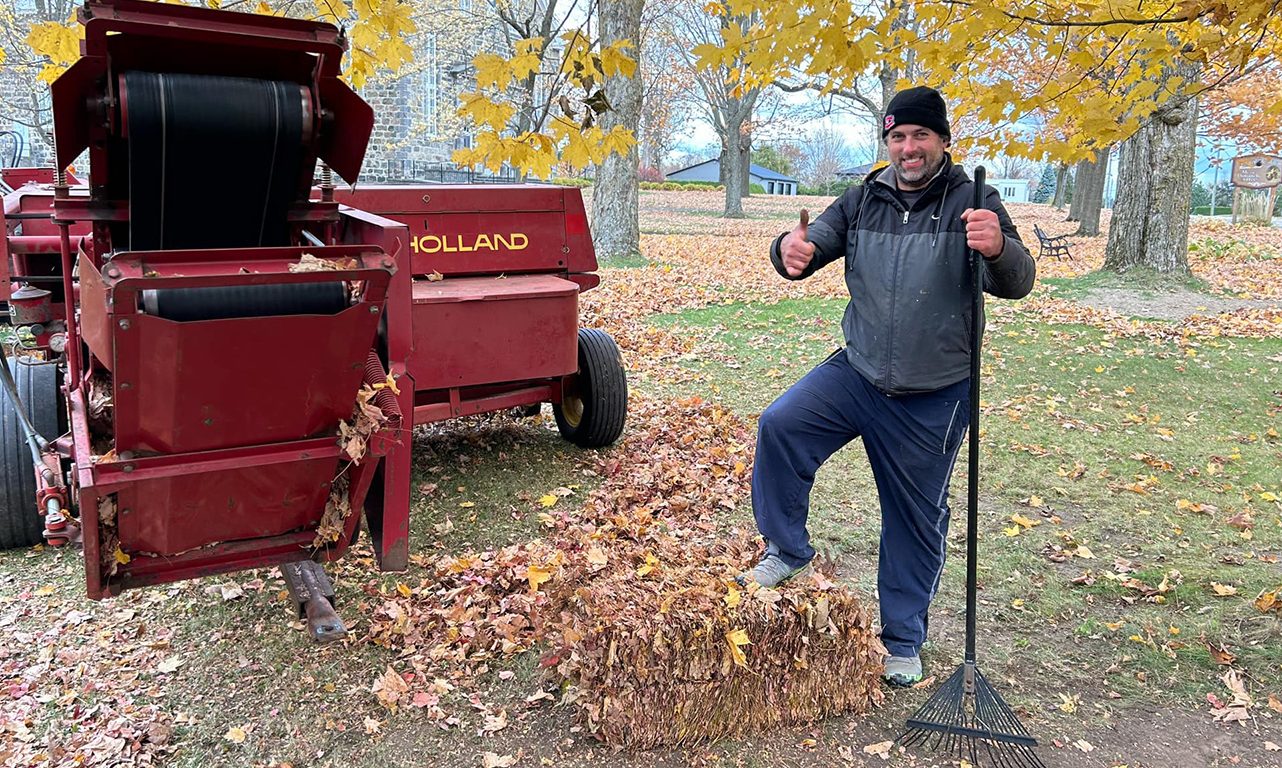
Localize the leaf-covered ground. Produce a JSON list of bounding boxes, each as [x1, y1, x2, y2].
[[2, 192, 1280, 768]]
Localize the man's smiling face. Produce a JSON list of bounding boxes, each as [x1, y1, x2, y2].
[[886, 124, 948, 190]]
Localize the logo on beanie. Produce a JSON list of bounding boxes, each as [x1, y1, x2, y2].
[[884, 114, 895, 130]]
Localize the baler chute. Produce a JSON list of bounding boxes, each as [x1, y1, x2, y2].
[[3, 0, 410, 602], [1, 0, 626, 635]]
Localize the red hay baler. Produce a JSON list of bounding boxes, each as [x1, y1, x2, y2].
[[0, 0, 626, 638]]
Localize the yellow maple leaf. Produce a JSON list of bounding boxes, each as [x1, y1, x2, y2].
[[395, 582, 412, 598], [1211, 582, 1238, 597], [472, 52, 513, 90], [26, 16, 80, 84], [539, 494, 558, 508], [113, 547, 131, 565], [725, 628, 750, 668], [1010, 513, 1039, 529], [636, 552, 659, 577], [724, 584, 742, 609], [525, 564, 553, 592]]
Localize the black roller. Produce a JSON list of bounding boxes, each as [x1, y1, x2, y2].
[[123, 71, 307, 251], [142, 281, 348, 321]]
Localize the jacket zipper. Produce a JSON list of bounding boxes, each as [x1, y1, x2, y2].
[[884, 198, 910, 390]]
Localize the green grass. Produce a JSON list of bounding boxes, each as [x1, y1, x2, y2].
[[405, 410, 599, 555], [1040, 266, 1216, 299], [646, 295, 1282, 707]]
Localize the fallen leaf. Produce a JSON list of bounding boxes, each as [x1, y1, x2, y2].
[[525, 564, 553, 592], [1265, 741, 1280, 752], [482, 709, 508, 733], [372, 666, 409, 710], [725, 628, 751, 668], [636, 552, 659, 577], [1211, 582, 1238, 596], [1205, 639, 1237, 666], [482, 753, 517, 768], [223, 726, 247, 744], [1074, 739, 1094, 753], [862, 740, 893, 759], [538, 494, 558, 508], [363, 716, 381, 734], [157, 656, 184, 674]]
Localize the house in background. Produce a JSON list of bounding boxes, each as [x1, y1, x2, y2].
[[665, 159, 800, 195], [836, 163, 875, 180], [988, 178, 1031, 203]]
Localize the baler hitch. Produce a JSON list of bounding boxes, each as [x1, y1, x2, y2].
[[281, 561, 348, 644]]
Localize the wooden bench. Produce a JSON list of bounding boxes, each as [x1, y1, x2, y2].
[[1033, 224, 1074, 261]]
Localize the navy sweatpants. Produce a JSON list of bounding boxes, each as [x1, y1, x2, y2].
[[751, 351, 970, 657]]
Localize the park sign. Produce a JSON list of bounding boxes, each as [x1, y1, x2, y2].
[[1231, 153, 1282, 189]]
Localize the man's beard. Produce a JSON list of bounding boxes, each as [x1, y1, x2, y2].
[[896, 153, 945, 185]]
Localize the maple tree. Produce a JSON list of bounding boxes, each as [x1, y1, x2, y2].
[[694, 0, 1282, 273]]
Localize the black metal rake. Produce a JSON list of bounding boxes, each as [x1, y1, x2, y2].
[[897, 166, 1046, 768]]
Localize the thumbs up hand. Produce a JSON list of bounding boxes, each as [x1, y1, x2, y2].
[[781, 209, 816, 277]]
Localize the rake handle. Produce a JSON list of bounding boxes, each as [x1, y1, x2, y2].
[[966, 166, 986, 665]]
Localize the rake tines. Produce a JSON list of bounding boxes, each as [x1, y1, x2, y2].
[[900, 662, 1046, 768]]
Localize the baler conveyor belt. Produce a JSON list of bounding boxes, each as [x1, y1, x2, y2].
[[122, 71, 306, 252]]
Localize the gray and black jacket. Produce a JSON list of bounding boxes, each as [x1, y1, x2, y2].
[[770, 156, 1035, 395]]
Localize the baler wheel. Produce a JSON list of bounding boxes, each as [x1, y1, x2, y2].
[[1, 359, 61, 549], [554, 329, 627, 448]]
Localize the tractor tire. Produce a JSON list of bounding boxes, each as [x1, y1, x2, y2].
[[554, 329, 627, 448], [1, 358, 60, 549]]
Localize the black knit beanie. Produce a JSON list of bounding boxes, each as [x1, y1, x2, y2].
[[882, 86, 950, 140]]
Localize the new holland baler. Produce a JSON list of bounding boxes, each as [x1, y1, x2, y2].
[[0, 0, 626, 638]]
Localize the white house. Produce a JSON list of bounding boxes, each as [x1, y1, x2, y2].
[[666, 159, 800, 196], [988, 178, 1030, 203]]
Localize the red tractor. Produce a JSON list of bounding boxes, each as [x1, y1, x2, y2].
[[0, 0, 626, 640]]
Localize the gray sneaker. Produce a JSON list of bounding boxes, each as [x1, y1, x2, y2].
[[882, 654, 923, 687], [735, 554, 813, 588]]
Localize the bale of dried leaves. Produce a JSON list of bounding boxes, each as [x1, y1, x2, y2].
[[544, 536, 884, 750]]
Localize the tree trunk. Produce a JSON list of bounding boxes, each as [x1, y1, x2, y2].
[[592, 0, 644, 261], [1067, 157, 1091, 221], [1103, 93, 1198, 275], [1072, 146, 1111, 236], [1052, 164, 1069, 209], [876, 65, 897, 163], [740, 130, 752, 197], [723, 130, 747, 217]]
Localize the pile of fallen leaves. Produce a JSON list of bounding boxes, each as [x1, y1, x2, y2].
[[356, 394, 888, 748], [542, 536, 884, 750]]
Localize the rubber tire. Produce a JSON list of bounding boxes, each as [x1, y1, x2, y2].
[[1, 358, 59, 549], [553, 329, 627, 448]]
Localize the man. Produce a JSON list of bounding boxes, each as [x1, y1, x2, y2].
[[738, 86, 1035, 687]]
